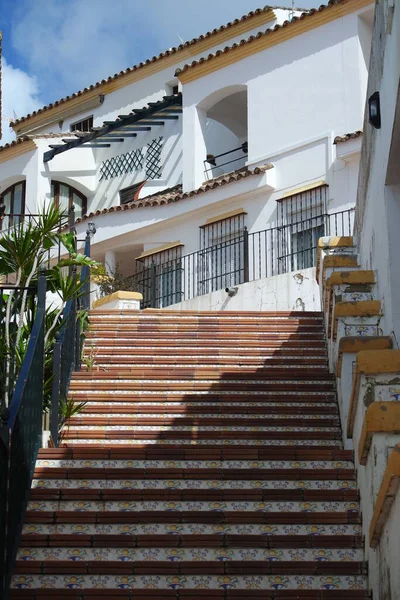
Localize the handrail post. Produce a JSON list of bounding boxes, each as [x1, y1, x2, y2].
[[81, 230, 91, 312], [150, 262, 157, 308], [243, 226, 249, 283], [68, 204, 76, 234], [50, 333, 61, 447], [37, 267, 46, 309]]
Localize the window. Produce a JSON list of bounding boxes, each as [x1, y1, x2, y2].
[[135, 244, 183, 308], [0, 181, 26, 230], [119, 181, 146, 205], [172, 85, 179, 95], [277, 184, 328, 273], [199, 212, 246, 294], [51, 181, 87, 220], [292, 221, 325, 270], [70, 115, 94, 133]]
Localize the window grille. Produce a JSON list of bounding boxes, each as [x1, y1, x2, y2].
[[70, 115, 94, 133], [276, 184, 328, 272], [146, 137, 163, 179], [199, 213, 246, 293], [135, 244, 183, 308], [100, 149, 144, 180]]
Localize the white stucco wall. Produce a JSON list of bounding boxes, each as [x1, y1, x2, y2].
[[181, 6, 372, 192], [165, 267, 320, 313], [355, 0, 400, 342]]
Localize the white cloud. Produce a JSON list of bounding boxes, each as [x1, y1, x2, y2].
[[1, 57, 42, 143], [9, 0, 321, 108]]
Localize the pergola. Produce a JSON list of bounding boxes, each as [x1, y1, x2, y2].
[[43, 92, 182, 162]]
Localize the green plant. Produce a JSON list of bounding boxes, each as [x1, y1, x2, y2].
[[94, 262, 140, 297], [82, 344, 98, 371], [0, 203, 101, 409], [58, 396, 88, 443]]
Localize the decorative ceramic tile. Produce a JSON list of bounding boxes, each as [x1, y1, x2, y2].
[[339, 292, 372, 302], [16, 547, 363, 562], [21, 523, 362, 536], [71, 413, 338, 421], [27, 500, 358, 513], [71, 379, 334, 385], [344, 324, 380, 337], [65, 439, 341, 446], [66, 425, 341, 433], [71, 390, 336, 397], [31, 478, 356, 490], [375, 385, 400, 402], [35, 459, 353, 469], [10, 574, 367, 590]]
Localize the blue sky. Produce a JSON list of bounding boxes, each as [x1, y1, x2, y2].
[[1, 0, 321, 142]]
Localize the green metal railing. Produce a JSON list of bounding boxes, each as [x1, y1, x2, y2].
[[0, 269, 46, 596]]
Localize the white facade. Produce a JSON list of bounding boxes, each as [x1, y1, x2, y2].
[[0, 1, 373, 310]]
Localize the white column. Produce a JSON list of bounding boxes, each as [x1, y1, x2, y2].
[[105, 250, 117, 276], [183, 105, 207, 193]]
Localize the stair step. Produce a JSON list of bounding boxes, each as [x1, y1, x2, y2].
[[72, 406, 339, 415], [13, 310, 365, 596], [37, 448, 354, 461], [29, 490, 358, 503], [64, 417, 340, 427], [13, 560, 367, 574], [8, 589, 371, 599]]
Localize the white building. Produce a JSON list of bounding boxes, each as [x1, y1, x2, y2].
[[0, 0, 374, 310]]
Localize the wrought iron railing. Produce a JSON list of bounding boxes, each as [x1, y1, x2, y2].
[[50, 232, 91, 446], [0, 269, 46, 596], [204, 142, 248, 178], [0, 286, 36, 410], [132, 208, 354, 309]]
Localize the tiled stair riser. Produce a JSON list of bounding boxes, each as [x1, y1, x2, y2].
[[328, 318, 382, 376], [11, 311, 368, 596]]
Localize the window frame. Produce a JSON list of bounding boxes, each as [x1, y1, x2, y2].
[[70, 115, 94, 133], [0, 181, 26, 230], [51, 181, 88, 217]]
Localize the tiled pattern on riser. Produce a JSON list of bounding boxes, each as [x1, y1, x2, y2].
[[31, 479, 356, 490], [26, 500, 358, 513], [16, 547, 364, 562], [11, 574, 367, 590], [12, 310, 368, 596], [20, 523, 363, 536]]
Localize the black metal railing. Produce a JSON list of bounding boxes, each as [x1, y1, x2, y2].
[[132, 208, 354, 309], [50, 231, 91, 446], [0, 286, 36, 410], [0, 269, 46, 596], [204, 142, 248, 178]]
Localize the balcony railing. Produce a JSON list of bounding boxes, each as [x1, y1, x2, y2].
[[131, 209, 354, 309], [204, 142, 248, 178]]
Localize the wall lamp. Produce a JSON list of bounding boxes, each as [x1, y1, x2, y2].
[[368, 92, 381, 129], [225, 286, 238, 297], [87, 222, 96, 236]]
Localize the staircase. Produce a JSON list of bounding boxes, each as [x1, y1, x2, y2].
[[11, 310, 368, 598]]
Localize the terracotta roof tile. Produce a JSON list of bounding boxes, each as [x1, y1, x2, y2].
[[75, 164, 273, 224], [12, 6, 288, 128], [333, 130, 363, 144], [175, 1, 348, 77], [0, 136, 34, 153]]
